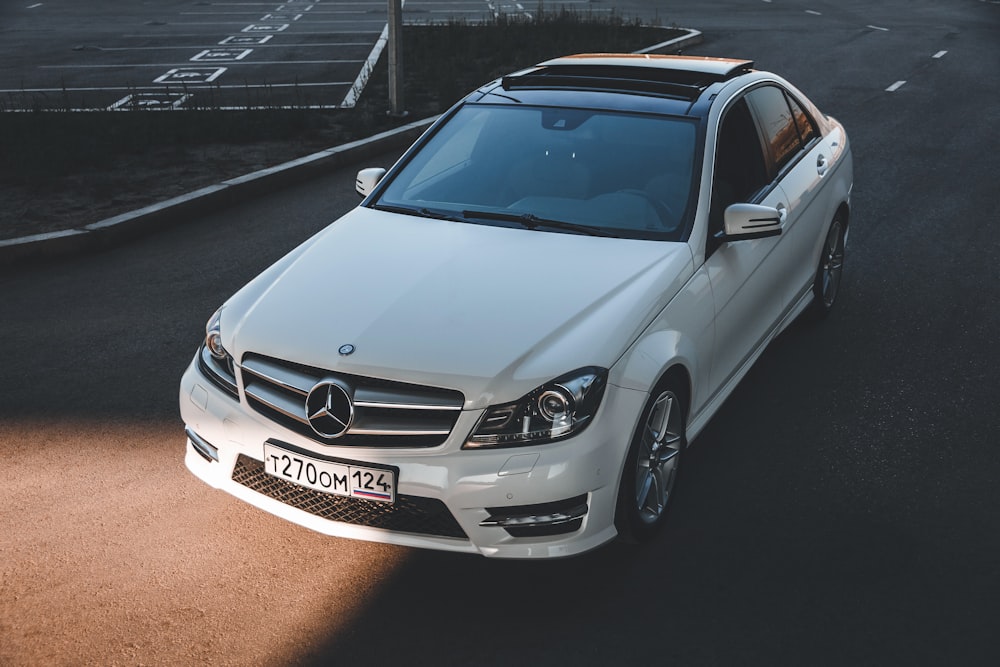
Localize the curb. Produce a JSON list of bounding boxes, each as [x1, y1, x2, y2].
[[0, 28, 702, 269], [0, 117, 438, 268]]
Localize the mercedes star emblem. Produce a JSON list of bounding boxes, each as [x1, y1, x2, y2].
[[305, 380, 354, 439]]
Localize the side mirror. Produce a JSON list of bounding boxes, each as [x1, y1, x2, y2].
[[355, 167, 386, 198], [723, 203, 783, 241]]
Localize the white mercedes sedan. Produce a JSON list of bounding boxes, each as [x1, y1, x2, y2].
[[180, 54, 853, 558]]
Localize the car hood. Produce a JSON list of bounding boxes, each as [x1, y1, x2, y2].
[[222, 206, 693, 408]]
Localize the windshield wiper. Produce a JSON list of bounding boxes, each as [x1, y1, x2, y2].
[[460, 209, 614, 237], [372, 203, 467, 222]]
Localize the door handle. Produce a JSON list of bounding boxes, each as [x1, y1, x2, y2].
[[817, 154, 829, 176]]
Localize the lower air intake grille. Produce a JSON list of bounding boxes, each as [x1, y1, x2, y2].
[[232, 454, 467, 539]]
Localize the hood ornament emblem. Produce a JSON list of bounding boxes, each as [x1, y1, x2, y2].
[[338, 344, 356, 356]]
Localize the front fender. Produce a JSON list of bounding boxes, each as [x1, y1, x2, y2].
[[610, 267, 715, 425]]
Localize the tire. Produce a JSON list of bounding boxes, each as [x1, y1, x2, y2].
[[809, 214, 846, 319], [615, 379, 688, 543]]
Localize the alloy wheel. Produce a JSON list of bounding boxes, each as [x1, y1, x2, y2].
[[820, 219, 845, 308], [634, 390, 683, 524]]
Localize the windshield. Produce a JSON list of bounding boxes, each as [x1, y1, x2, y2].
[[372, 104, 698, 240]]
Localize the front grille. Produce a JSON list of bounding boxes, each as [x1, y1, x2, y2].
[[232, 454, 468, 539], [240, 353, 465, 448]]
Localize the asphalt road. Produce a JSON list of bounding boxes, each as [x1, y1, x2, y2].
[[0, 0, 497, 110], [2, 0, 999, 665]]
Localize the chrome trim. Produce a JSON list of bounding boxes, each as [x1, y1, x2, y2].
[[351, 427, 451, 436], [244, 383, 310, 424], [186, 427, 219, 462], [354, 386, 463, 410], [353, 400, 461, 411], [199, 345, 238, 395], [479, 502, 588, 528], [241, 357, 311, 396]]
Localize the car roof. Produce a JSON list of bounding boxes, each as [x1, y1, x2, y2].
[[477, 54, 758, 117], [537, 54, 755, 79]]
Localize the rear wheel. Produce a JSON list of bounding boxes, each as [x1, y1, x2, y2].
[[809, 215, 846, 319], [616, 380, 687, 543]]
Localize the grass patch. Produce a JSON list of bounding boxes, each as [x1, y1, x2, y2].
[[1, 11, 683, 185], [0, 11, 688, 239]]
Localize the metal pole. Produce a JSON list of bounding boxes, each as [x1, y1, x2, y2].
[[387, 0, 405, 116]]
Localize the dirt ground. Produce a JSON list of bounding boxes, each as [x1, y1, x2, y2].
[[0, 417, 413, 666]]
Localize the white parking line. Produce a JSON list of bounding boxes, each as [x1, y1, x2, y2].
[[219, 35, 273, 45], [89, 42, 370, 50], [933, 50, 948, 58], [121, 31, 381, 38], [108, 93, 191, 110], [154, 68, 228, 84], [886, 80, 906, 92], [806, 10, 822, 16], [341, 23, 387, 108], [40, 61, 365, 69], [1, 82, 352, 94], [172, 19, 395, 26], [27, 2, 43, 8], [242, 23, 289, 32], [191, 48, 254, 62], [867, 25, 889, 31]]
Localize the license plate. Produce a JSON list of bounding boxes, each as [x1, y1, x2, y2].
[[262, 443, 396, 504]]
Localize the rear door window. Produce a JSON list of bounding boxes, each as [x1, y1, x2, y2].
[[746, 85, 802, 175], [787, 93, 818, 147]]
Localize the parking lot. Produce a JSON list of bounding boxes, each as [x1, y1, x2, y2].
[[1, 0, 532, 110]]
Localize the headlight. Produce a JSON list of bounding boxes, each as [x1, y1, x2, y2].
[[464, 367, 608, 449], [205, 308, 228, 360], [197, 307, 238, 397]]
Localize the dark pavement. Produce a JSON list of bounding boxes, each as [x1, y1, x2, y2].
[[1, 0, 998, 664]]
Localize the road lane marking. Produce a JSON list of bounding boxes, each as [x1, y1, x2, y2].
[[886, 80, 906, 92], [933, 50, 948, 58], [806, 10, 822, 15], [27, 3, 43, 7], [867, 25, 889, 31]]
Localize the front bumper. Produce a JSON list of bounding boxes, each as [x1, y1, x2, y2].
[[179, 355, 645, 559]]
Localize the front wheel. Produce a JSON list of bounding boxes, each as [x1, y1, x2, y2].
[[809, 215, 846, 319], [615, 381, 687, 543]]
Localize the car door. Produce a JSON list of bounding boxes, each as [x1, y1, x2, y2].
[[744, 84, 830, 318], [700, 97, 790, 394]]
